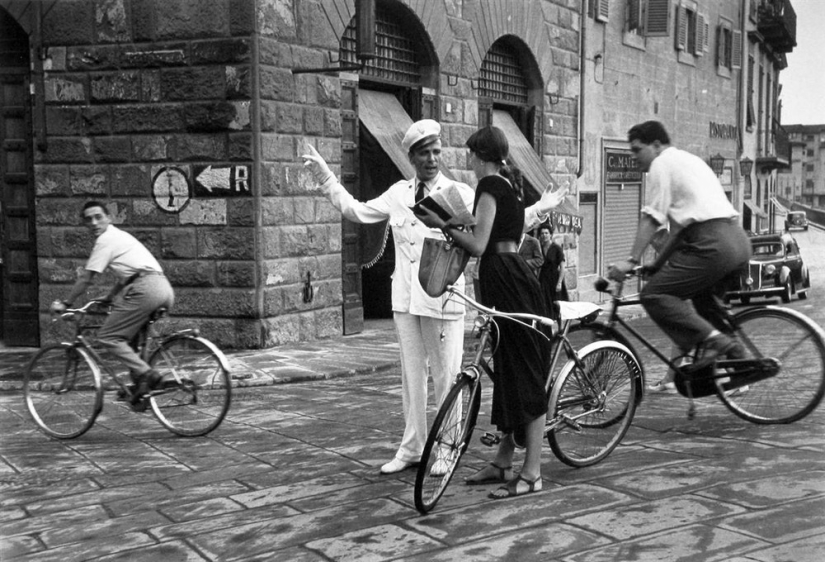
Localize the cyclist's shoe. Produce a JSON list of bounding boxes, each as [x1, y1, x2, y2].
[[647, 380, 677, 394], [691, 333, 739, 371], [129, 369, 161, 410]]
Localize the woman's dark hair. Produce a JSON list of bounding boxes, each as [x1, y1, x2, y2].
[[627, 120, 670, 145], [467, 126, 523, 200]]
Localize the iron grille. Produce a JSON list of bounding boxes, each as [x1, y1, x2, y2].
[[341, 11, 421, 84], [480, 43, 528, 104]]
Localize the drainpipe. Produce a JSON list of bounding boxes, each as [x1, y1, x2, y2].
[[576, 2, 586, 178]]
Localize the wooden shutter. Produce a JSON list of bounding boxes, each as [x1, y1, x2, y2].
[[675, 5, 688, 51], [340, 78, 363, 335], [596, 0, 609, 22], [695, 13, 705, 56], [603, 182, 642, 295], [732, 30, 743, 69], [644, 0, 670, 37]]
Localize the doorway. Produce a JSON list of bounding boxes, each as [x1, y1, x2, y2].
[[1, 7, 40, 346]]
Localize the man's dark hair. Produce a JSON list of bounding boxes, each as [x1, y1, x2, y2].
[[82, 200, 109, 217], [538, 223, 553, 235], [628, 120, 671, 145]]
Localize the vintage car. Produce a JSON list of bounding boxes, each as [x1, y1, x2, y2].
[[726, 233, 811, 304], [785, 210, 808, 231]]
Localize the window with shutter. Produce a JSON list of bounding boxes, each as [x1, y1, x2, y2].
[[675, 6, 688, 51], [732, 30, 742, 69], [695, 13, 705, 56], [644, 0, 670, 36], [627, 0, 643, 32], [596, 0, 609, 22]]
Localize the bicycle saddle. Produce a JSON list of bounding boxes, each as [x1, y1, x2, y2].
[[557, 301, 602, 322]]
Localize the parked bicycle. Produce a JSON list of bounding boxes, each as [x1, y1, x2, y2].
[[583, 268, 825, 422], [413, 286, 643, 514], [24, 300, 232, 439]]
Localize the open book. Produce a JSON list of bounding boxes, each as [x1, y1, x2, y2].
[[412, 183, 476, 226]]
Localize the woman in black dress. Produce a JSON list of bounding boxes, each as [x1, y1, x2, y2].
[[415, 126, 553, 499], [538, 223, 565, 310]]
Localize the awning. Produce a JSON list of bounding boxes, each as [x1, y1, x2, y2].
[[357, 90, 415, 179], [743, 199, 768, 219], [492, 110, 583, 234]]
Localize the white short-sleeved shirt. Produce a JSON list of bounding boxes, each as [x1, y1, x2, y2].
[[85, 225, 162, 282], [642, 146, 738, 232]]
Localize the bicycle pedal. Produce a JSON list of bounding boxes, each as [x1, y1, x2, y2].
[[480, 432, 501, 447]]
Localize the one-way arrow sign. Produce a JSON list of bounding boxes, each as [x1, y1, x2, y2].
[[193, 164, 252, 197]]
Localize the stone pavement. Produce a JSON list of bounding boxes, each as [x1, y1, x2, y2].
[[1, 310, 824, 562]]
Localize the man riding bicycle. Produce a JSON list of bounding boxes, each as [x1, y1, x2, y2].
[[50, 201, 175, 409], [608, 121, 752, 385]]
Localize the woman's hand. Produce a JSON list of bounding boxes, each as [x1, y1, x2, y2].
[[413, 206, 447, 230], [537, 185, 569, 214], [301, 144, 334, 185]]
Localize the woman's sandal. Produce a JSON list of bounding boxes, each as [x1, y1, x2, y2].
[[465, 462, 513, 485], [488, 474, 542, 500]]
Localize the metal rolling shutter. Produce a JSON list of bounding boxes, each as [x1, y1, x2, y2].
[[603, 183, 641, 294]]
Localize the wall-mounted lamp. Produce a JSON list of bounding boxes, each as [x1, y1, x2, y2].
[[739, 157, 753, 177], [708, 153, 726, 176]]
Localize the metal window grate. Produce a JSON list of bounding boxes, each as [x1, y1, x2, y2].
[[480, 43, 528, 104], [341, 10, 421, 84]]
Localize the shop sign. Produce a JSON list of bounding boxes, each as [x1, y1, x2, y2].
[[605, 150, 642, 184]]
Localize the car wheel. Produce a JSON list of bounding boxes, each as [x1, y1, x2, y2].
[[781, 279, 792, 303], [740, 296, 751, 305]]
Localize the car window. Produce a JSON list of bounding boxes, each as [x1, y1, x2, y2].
[[753, 243, 782, 256]]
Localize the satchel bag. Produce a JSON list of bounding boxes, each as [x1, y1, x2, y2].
[[418, 236, 470, 297]]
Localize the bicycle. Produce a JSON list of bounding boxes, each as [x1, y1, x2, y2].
[[584, 268, 825, 423], [413, 286, 643, 514], [24, 300, 232, 439]]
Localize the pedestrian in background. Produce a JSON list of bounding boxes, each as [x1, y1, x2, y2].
[[518, 232, 544, 278], [538, 223, 565, 306], [416, 126, 561, 500]]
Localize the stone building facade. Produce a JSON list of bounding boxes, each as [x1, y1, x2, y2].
[[576, 0, 795, 301], [0, 0, 581, 348], [778, 124, 825, 209]]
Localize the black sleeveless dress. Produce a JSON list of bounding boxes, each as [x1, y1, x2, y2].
[[475, 175, 550, 432]]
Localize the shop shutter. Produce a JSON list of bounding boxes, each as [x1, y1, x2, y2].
[[603, 183, 642, 294]]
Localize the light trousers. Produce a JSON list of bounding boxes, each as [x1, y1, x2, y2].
[[97, 275, 175, 375], [393, 312, 465, 463]]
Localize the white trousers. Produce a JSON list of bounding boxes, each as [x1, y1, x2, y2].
[[393, 311, 465, 463]]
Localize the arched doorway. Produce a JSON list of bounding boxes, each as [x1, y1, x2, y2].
[[0, 7, 39, 346]]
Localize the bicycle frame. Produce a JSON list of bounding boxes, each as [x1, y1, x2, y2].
[[60, 302, 200, 397]]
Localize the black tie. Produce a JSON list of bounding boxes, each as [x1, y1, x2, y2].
[[416, 181, 426, 203]]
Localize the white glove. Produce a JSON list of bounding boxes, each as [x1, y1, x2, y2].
[[302, 144, 334, 186], [537, 185, 569, 215]]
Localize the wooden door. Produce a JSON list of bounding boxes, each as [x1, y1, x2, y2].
[[340, 78, 363, 334], [0, 22, 39, 346]]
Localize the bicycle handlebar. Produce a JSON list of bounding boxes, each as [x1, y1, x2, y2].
[[445, 285, 557, 333], [55, 299, 110, 322]]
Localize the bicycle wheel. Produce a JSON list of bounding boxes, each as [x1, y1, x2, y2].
[[717, 306, 825, 424], [148, 335, 232, 436], [414, 373, 481, 514], [24, 344, 103, 439], [563, 322, 645, 390], [547, 341, 641, 467]]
